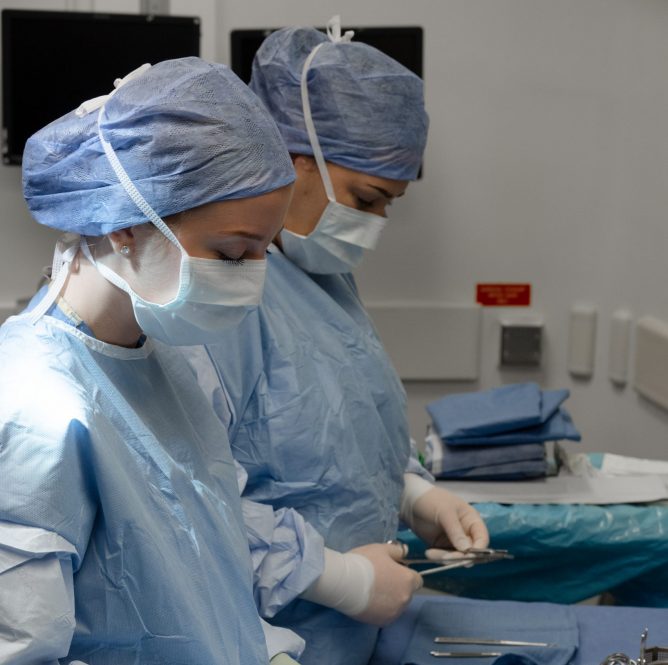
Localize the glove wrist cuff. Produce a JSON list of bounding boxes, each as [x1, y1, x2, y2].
[[399, 473, 435, 526], [300, 548, 374, 617]]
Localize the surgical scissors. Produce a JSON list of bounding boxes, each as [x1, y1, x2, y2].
[[435, 638, 555, 647], [402, 547, 513, 577], [430, 651, 502, 658]]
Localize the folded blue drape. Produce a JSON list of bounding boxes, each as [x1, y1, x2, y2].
[[445, 408, 580, 447], [401, 598, 578, 665], [425, 385, 580, 479], [436, 459, 548, 481], [426, 383, 544, 440], [434, 442, 547, 480], [425, 432, 549, 479]]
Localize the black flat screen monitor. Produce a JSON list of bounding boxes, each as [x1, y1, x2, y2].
[[2, 10, 200, 164], [230, 26, 423, 84]]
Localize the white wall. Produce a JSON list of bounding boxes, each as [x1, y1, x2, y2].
[[215, 0, 668, 458], [2, 0, 667, 457]]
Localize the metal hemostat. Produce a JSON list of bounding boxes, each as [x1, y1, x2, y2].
[[601, 629, 668, 665], [430, 652, 502, 658], [434, 638, 555, 648], [402, 547, 514, 577]]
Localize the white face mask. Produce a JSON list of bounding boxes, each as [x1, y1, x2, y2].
[[25, 63, 267, 344], [83, 102, 266, 346], [280, 35, 387, 275], [281, 201, 386, 274], [81, 239, 266, 346]]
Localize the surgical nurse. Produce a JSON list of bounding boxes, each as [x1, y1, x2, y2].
[[187, 20, 489, 665], [0, 58, 302, 664]]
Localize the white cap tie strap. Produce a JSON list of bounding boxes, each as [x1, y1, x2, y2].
[[27, 233, 81, 324], [326, 15, 354, 43], [75, 63, 152, 118]]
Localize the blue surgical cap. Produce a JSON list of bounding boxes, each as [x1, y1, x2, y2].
[[249, 27, 429, 181], [23, 57, 295, 236]]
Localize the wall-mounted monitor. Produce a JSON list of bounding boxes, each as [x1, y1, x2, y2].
[[2, 10, 200, 165], [230, 26, 423, 84]]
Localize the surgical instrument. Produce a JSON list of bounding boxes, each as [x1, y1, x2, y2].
[[600, 629, 668, 665], [419, 559, 477, 577], [430, 652, 502, 658], [402, 547, 514, 576], [435, 638, 555, 648]]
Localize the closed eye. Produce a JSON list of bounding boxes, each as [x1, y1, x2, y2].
[[356, 196, 375, 209], [218, 252, 246, 266]]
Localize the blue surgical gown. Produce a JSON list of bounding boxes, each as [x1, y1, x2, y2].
[[0, 309, 271, 665], [192, 246, 413, 665]]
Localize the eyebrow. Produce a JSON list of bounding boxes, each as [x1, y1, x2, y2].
[[368, 184, 405, 199]]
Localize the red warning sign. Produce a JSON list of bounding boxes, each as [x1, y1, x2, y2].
[[476, 283, 532, 307]]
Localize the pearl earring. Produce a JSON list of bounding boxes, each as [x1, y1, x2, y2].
[[120, 245, 131, 256]]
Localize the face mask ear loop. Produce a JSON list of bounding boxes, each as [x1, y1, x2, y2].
[[299, 16, 356, 204], [78, 236, 136, 297], [96, 104, 185, 256], [26, 235, 80, 325], [300, 43, 338, 205]]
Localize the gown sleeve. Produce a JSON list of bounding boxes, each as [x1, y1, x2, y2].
[[0, 521, 83, 665]]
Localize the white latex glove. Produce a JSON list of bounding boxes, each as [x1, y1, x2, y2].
[[349, 542, 423, 626], [300, 542, 422, 627], [270, 655, 300, 665], [400, 474, 489, 551]]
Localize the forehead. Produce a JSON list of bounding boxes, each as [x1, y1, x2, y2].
[[170, 187, 292, 239]]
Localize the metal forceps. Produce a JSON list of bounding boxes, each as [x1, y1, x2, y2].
[[429, 633, 556, 657], [402, 547, 514, 577], [429, 651, 503, 658]]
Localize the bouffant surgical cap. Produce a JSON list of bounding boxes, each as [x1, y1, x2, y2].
[[23, 57, 295, 236], [249, 22, 428, 181]]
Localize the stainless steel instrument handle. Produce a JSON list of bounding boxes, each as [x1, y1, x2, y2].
[[430, 651, 503, 658], [434, 637, 554, 648]]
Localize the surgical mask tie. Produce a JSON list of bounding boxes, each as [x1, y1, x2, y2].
[[30, 63, 267, 343], [26, 234, 81, 325], [90, 101, 266, 344], [280, 16, 388, 274], [27, 64, 155, 325]]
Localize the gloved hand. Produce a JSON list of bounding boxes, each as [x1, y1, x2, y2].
[[300, 541, 422, 627], [400, 474, 489, 551], [349, 542, 423, 626], [270, 654, 301, 665]]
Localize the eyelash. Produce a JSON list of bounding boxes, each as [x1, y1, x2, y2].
[[356, 196, 392, 209], [356, 196, 374, 208], [219, 253, 246, 266]]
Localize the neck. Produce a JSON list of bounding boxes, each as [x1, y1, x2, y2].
[[60, 252, 143, 347]]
